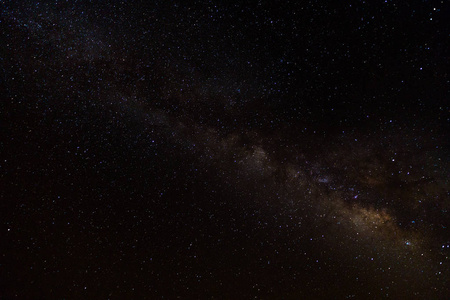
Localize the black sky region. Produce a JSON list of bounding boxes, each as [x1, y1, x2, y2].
[[1, 0, 449, 299]]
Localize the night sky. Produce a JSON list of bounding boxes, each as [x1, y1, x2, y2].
[[1, 0, 449, 298]]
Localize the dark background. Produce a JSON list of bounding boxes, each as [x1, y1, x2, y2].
[[1, 0, 449, 298]]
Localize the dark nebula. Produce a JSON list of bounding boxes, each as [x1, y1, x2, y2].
[[1, 1, 449, 299]]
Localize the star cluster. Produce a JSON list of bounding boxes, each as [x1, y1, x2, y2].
[[1, 0, 449, 298]]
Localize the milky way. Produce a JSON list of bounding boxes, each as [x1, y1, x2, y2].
[[2, 1, 449, 299]]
